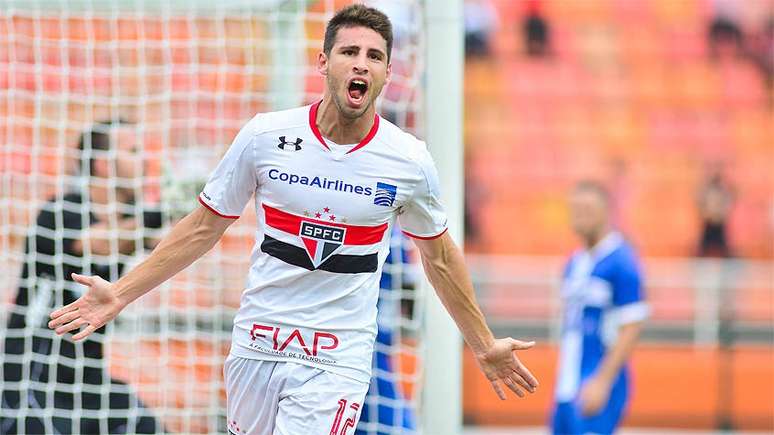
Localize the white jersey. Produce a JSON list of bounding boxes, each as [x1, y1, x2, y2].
[[199, 102, 447, 382]]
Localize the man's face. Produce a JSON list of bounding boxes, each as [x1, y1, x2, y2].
[[318, 25, 391, 120], [112, 128, 142, 182], [93, 127, 142, 202], [569, 189, 608, 240]]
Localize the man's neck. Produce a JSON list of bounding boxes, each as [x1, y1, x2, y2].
[[315, 97, 375, 145], [583, 227, 611, 251]]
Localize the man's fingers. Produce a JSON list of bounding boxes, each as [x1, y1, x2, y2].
[[502, 377, 525, 398], [48, 309, 80, 329], [490, 381, 507, 400], [510, 372, 535, 393], [71, 273, 93, 287], [510, 338, 535, 351], [55, 318, 87, 335], [50, 301, 78, 319], [51, 274, 93, 322], [72, 324, 98, 341], [514, 363, 539, 389]]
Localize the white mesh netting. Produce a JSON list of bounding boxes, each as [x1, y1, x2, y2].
[[1, 1, 428, 433]]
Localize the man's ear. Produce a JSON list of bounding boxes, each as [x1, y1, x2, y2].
[[385, 61, 392, 85], [317, 52, 329, 76]]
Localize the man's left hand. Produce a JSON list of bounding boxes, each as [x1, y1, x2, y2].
[[476, 338, 539, 400], [579, 376, 611, 416]]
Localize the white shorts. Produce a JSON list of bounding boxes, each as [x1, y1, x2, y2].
[[224, 355, 369, 435]]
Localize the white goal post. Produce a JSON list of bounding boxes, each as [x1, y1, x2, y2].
[[422, 0, 464, 434]]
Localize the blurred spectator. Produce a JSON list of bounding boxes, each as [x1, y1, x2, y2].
[[552, 181, 648, 435], [464, 0, 499, 58], [606, 158, 632, 236], [464, 168, 486, 248], [697, 166, 735, 258], [522, 0, 551, 57], [747, 15, 774, 95], [708, 0, 745, 59]]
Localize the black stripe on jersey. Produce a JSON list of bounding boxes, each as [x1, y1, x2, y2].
[[261, 235, 378, 274]]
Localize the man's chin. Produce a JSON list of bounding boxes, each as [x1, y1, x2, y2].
[[341, 108, 365, 119], [330, 93, 372, 120], [341, 101, 371, 119]]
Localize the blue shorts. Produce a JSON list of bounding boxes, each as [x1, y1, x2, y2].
[[551, 376, 628, 435]]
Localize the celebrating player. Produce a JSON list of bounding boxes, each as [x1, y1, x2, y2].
[[48, 5, 538, 434], [552, 181, 649, 434]]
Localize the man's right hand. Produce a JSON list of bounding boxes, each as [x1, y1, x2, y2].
[[48, 273, 125, 341]]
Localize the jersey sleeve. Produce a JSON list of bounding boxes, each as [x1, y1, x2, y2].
[[198, 123, 258, 219], [610, 250, 649, 324], [398, 147, 448, 240]]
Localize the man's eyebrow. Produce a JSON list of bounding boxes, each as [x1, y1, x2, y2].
[[338, 45, 386, 56]]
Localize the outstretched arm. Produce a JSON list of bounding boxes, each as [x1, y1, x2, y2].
[[579, 320, 643, 415], [48, 205, 234, 340], [412, 232, 539, 400]]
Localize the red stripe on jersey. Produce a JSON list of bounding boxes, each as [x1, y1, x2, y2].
[[198, 196, 239, 219], [402, 227, 448, 240], [263, 204, 387, 245], [346, 114, 379, 154], [309, 101, 330, 151], [308, 100, 380, 154]]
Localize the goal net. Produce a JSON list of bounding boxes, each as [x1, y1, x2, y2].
[[0, 0, 439, 433]]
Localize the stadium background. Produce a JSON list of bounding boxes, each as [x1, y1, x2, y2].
[[0, 0, 772, 433]]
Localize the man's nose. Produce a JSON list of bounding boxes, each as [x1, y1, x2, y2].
[[353, 55, 368, 74]]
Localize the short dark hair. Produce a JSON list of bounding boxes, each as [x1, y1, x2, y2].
[[574, 180, 610, 206], [323, 4, 393, 61], [77, 119, 129, 176]]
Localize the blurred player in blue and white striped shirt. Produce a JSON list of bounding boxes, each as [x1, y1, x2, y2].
[[552, 181, 649, 435]]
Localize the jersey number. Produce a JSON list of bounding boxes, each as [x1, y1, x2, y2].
[[329, 398, 360, 435]]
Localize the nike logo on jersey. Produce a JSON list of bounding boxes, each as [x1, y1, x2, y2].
[[261, 204, 387, 273]]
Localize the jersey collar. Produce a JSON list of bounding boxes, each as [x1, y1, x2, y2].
[[586, 231, 623, 261], [308, 100, 380, 154]]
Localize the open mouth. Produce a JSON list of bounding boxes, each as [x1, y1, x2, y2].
[[347, 79, 369, 105]]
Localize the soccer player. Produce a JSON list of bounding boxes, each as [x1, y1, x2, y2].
[[551, 181, 649, 435], [2, 121, 164, 434], [48, 5, 538, 434]]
